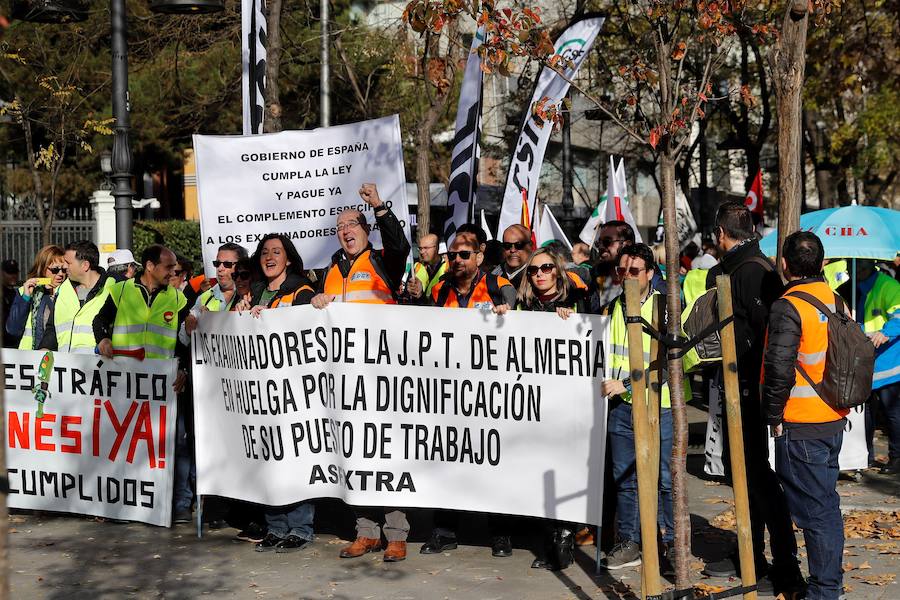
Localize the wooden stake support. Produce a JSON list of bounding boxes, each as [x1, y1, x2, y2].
[[715, 274, 758, 600], [624, 280, 661, 599]]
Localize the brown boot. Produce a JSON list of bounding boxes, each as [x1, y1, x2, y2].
[[340, 537, 382, 558], [383, 541, 407, 562]]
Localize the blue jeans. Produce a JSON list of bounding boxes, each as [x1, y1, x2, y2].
[[608, 401, 673, 544], [265, 502, 315, 540], [174, 411, 195, 512], [866, 381, 900, 462], [775, 430, 844, 600]]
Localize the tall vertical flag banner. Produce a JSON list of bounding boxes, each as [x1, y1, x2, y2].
[[444, 27, 486, 243], [521, 189, 537, 247], [480, 209, 495, 241], [674, 188, 700, 249], [602, 157, 642, 243], [537, 205, 572, 249], [498, 14, 606, 236], [242, 0, 267, 135], [578, 195, 606, 245], [744, 169, 764, 221]]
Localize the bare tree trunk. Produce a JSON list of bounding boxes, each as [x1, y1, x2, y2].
[[415, 108, 442, 238], [803, 109, 837, 209], [264, 0, 284, 133], [660, 152, 691, 589], [770, 0, 808, 275]]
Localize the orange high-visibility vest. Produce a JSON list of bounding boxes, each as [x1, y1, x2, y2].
[[270, 284, 315, 308], [782, 281, 850, 424], [323, 250, 396, 304], [566, 271, 588, 290], [432, 273, 511, 309]]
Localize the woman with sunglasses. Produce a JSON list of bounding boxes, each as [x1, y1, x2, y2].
[[6, 245, 67, 350], [515, 247, 588, 571]]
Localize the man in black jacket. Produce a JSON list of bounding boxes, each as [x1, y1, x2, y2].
[[702, 202, 803, 594]]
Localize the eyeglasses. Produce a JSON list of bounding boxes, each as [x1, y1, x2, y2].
[[172, 270, 185, 276], [526, 263, 555, 276], [337, 222, 362, 232], [615, 266, 647, 278], [501, 241, 530, 251], [418, 245, 436, 252], [235, 271, 252, 280], [48, 267, 68, 274], [447, 250, 474, 261], [213, 260, 237, 268], [599, 238, 627, 248]]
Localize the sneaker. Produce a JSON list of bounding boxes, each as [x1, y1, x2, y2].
[[703, 556, 737, 577], [881, 458, 900, 475], [275, 535, 312, 553], [602, 540, 642, 570], [234, 522, 267, 543], [254, 533, 282, 552], [173, 508, 192, 524]]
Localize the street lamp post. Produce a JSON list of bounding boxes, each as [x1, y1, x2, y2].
[[110, 0, 135, 250], [13, 0, 224, 251]]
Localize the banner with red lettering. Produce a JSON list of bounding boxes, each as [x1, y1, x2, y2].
[[4, 350, 178, 527]]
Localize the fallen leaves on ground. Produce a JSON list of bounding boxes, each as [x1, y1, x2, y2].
[[843, 510, 900, 539], [851, 573, 895, 586], [843, 561, 872, 572], [710, 508, 737, 531], [694, 583, 727, 597]]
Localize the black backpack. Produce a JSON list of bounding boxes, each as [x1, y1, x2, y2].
[[786, 290, 874, 410]]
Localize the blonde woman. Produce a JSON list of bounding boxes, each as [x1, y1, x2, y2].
[[6, 245, 67, 349]]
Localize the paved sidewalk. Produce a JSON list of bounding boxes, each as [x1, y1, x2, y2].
[[8, 407, 899, 599]]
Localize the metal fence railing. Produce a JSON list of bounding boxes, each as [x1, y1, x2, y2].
[[0, 221, 95, 275]]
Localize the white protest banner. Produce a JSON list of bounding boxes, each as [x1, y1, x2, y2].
[[4, 350, 178, 527], [766, 404, 867, 471], [193, 115, 411, 277], [192, 304, 610, 525]]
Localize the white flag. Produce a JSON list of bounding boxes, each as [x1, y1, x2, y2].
[[443, 27, 485, 242], [674, 188, 700, 249], [480, 209, 495, 241], [498, 14, 606, 236], [537, 205, 572, 250], [578, 195, 606, 245], [602, 157, 642, 243], [241, 0, 267, 135]]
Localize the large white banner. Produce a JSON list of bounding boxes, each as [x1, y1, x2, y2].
[[498, 14, 605, 236], [4, 350, 178, 526], [192, 304, 610, 525], [193, 115, 411, 277]]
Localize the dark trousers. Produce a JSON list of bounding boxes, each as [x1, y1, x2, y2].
[[866, 381, 900, 462], [775, 430, 844, 600], [722, 383, 798, 572], [608, 401, 674, 544], [264, 502, 315, 541]]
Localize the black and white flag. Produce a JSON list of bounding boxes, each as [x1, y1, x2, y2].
[[498, 14, 605, 235], [443, 27, 485, 242], [242, 0, 267, 135]]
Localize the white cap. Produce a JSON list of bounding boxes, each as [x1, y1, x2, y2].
[[691, 253, 718, 270], [438, 242, 448, 254], [108, 249, 137, 267]]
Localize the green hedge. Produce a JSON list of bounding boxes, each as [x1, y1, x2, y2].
[[133, 220, 204, 270]]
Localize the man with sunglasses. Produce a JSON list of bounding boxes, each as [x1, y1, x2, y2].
[[407, 234, 517, 558], [491, 224, 534, 290], [184, 243, 249, 335], [413, 233, 447, 296], [600, 243, 686, 574], [107, 249, 139, 281]]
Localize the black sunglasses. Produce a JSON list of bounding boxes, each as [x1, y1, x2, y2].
[[501, 241, 530, 251], [615, 266, 647, 277], [172, 269, 185, 276], [48, 266, 68, 274], [213, 260, 238, 268], [447, 250, 474, 261], [526, 263, 555, 276], [235, 271, 252, 280], [599, 237, 627, 248]]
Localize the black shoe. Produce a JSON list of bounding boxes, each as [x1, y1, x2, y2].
[[659, 542, 676, 577], [881, 458, 900, 475], [552, 528, 574, 570], [254, 533, 282, 552], [173, 508, 192, 524], [207, 519, 228, 530], [531, 557, 557, 570], [702, 556, 737, 577], [420, 531, 458, 554], [275, 535, 312, 553], [491, 536, 512, 557], [235, 522, 266, 543]]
